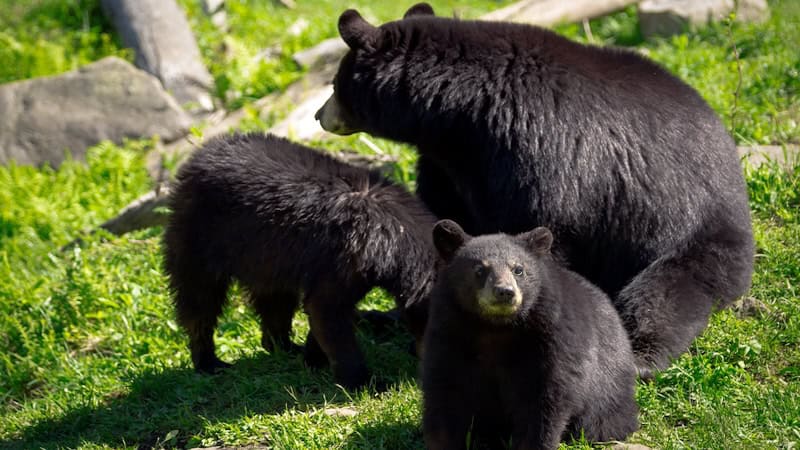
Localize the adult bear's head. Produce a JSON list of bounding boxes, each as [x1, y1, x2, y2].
[[315, 3, 438, 139]]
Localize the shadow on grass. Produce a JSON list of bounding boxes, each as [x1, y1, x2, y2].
[[342, 417, 537, 450], [3, 322, 418, 449]]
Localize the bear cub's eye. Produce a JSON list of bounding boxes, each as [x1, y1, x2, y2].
[[474, 264, 486, 278], [512, 264, 524, 276]]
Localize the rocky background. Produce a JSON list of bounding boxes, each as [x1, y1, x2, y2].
[[0, 0, 792, 237]]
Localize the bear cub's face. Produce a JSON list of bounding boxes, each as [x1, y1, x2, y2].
[[433, 220, 553, 324]]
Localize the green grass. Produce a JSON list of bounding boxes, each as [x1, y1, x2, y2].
[[4, 0, 794, 143], [556, 0, 800, 145], [178, 0, 516, 109], [1, 0, 800, 449], [0, 0, 129, 84]]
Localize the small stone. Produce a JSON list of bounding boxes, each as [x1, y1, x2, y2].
[[323, 407, 358, 417], [188, 446, 269, 450], [253, 46, 283, 64], [201, 0, 224, 15], [608, 443, 653, 450], [288, 18, 309, 36], [211, 10, 227, 29], [733, 296, 771, 319]]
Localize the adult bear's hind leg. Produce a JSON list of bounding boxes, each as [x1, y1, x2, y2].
[[617, 229, 753, 378]]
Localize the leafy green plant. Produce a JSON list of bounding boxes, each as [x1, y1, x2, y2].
[[745, 156, 800, 223]]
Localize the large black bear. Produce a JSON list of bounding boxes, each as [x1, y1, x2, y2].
[[316, 3, 754, 377], [162, 133, 437, 389], [422, 220, 638, 449]]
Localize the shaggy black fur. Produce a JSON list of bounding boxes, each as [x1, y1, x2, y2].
[[422, 220, 638, 450], [317, 3, 755, 377], [162, 133, 437, 389]]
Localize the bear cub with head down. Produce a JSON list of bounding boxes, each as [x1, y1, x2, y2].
[[163, 133, 436, 389], [422, 220, 638, 450]]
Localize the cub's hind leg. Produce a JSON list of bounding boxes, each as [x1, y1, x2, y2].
[[171, 272, 232, 373], [250, 289, 302, 354], [304, 279, 370, 389]]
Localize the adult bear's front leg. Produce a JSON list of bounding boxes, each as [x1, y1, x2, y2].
[[416, 155, 476, 233]]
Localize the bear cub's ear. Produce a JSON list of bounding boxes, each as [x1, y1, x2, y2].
[[404, 3, 435, 19], [520, 227, 553, 255], [433, 219, 470, 262], [339, 9, 380, 51]]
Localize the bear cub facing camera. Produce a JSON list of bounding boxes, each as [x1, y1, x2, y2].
[[163, 133, 437, 389], [422, 220, 638, 450]]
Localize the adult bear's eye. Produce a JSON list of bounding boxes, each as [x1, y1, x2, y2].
[[512, 264, 524, 276], [474, 264, 486, 278]]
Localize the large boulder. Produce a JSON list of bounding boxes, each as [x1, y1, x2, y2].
[[0, 57, 191, 167], [101, 0, 215, 113], [639, 0, 769, 38]]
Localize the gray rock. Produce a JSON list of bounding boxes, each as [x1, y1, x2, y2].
[[201, 0, 224, 15], [738, 145, 799, 169], [210, 11, 227, 29], [293, 38, 348, 70], [733, 296, 771, 318], [735, 0, 771, 22], [202, 0, 227, 30], [188, 447, 269, 450], [101, 0, 215, 113], [269, 84, 336, 141], [322, 406, 358, 417], [0, 57, 191, 167], [639, 0, 769, 38], [608, 444, 653, 450], [481, 0, 638, 26], [254, 45, 283, 64], [288, 18, 310, 36]]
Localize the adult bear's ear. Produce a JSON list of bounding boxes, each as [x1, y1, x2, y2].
[[520, 227, 553, 255], [404, 3, 435, 19], [433, 220, 470, 262], [339, 9, 379, 51]]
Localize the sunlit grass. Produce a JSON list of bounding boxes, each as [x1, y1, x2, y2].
[[1, 0, 799, 448]]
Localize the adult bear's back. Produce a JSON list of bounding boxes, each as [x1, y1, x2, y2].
[[375, 17, 750, 292]]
